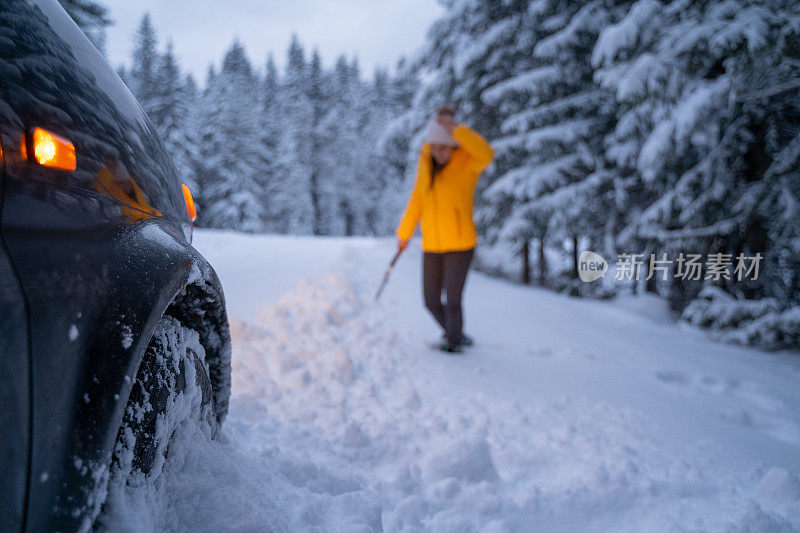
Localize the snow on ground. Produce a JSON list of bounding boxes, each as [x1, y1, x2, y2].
[[102, 230, 800, 531]]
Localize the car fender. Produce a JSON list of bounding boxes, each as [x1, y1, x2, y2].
[[23, 219, 230, 532]]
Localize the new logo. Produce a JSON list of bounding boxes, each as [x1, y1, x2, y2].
[[578, 251, 608, 282]]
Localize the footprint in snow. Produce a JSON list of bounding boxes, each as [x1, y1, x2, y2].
[[655, 370, 738, 394], [655, 370, 692, 385]]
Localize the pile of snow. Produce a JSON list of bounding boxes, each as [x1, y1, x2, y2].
[[100, 256, 800, 531]]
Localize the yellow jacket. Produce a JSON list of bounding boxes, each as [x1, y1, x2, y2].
[[396, 125, 493, 252]]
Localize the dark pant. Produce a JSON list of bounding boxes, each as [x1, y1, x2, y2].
[[423, 249, 474, 345]]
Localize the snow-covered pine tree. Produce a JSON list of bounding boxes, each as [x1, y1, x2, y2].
[[444, 2, 537, 281], [389, 57, 418, 117], [681, 1, 800, 348], [355, 60, 405, 236], [593, 0, 701, 297], [306, 49, 332, 235], [342, 56, 373, 236], [199, 41, 266, 231], [180, 73, 201, 195], [193, 65, 223, 226], [129, 14, 159, 118], [739, 22, 800, 315], [376, 57, 423, 236], [272, 34, 314, 234], [126, 17, 203, 211], [150, 42, 196, 192], [360, 67, 397, 235], [318, 55, 363, 235], [119, 25, 419, 237], [481, 0, 620, 290], [257, 54, 284, 232], [594, 0, 800, 347]]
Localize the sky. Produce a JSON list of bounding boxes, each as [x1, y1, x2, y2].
[[102, 0, 444, 82]]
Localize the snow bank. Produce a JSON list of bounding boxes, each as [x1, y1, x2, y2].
[[101, 261, 800, 531]]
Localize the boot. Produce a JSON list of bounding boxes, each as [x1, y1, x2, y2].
[[439, 341, 462, 353], [441, 332, 473, 347]]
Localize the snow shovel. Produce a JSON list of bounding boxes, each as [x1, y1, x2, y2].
[[375, 247, 405, 301]]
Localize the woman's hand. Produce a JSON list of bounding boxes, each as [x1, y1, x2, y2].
[[436, 115, 458, 134], [398, 238, 409, 251]]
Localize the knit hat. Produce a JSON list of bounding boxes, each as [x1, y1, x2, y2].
[[425, 118, 459, 147]]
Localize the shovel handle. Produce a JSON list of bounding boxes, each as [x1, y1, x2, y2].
[[388, 247, 404, 268], [375, 247, 405, 301]]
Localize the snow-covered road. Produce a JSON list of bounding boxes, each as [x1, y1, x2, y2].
[[102, 230, 800, 531]]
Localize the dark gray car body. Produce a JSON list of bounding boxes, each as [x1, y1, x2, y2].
[[0, 1, 231, 530]]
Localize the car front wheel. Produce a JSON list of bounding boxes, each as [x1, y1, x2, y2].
[[112, 314, 217, 481]]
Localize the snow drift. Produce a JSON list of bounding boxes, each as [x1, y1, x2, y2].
[[98, 239, 800, 530]]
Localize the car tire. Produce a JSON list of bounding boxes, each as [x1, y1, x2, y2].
[[111, 315, 217, 481]]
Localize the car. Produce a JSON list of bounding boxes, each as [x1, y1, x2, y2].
[[0, 0, 232, 531]]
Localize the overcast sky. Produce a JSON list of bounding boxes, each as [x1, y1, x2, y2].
[[102, 0, 443, 82]]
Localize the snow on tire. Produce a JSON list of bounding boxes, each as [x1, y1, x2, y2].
[[112, 315, 217, 483]]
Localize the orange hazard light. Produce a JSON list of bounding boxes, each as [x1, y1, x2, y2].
[[32, 127, 76, 170], [182, 184, 197, 222]]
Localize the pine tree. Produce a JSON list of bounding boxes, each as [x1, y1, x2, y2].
[[194, 65, 224, 227], [361, 67, 394, 235], [151, 43, 195, 192], [592, 0, 800, 346], [593, 0, 772, 292], [481, 1, 621, 289], [307, 49, 330, 235], [374, 57, 422, 236], [257, 55, 283, 232], [129, 14, 159, 117], [323, 55, 364, 235], [198, 42, 266, 231], [119, 26, 419, 238], [181, 73, 201, 195], [272, 34, 314, 234]]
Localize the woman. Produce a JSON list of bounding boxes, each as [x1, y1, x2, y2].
[[396, 106, 493, 353]]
